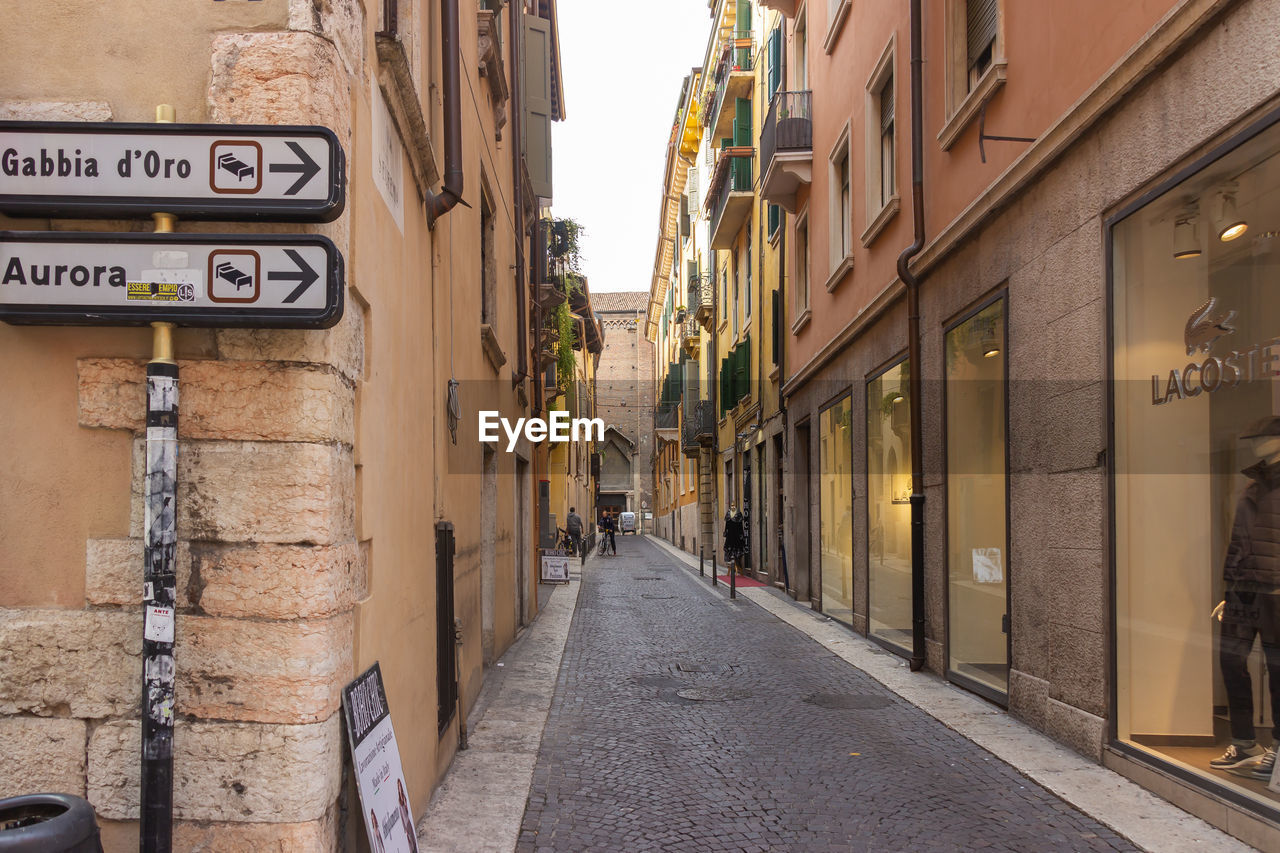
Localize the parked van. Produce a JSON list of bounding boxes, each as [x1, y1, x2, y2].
[[619, 511, 637, 534]]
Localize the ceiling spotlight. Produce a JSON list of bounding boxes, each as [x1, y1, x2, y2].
[[890, 393, 905, 405], [1214, 185, 1248, 242], [1173, 206, 1201, 259]]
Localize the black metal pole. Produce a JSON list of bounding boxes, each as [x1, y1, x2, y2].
[[712, 548, 718, 587], [141, 330, 178, 853], [699, 546, 705, 577]]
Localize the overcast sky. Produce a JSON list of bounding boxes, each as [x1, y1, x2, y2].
[[552, 0, 713, 294]]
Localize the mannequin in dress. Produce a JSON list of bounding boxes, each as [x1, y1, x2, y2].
[[1213, 416, 1280, 781]]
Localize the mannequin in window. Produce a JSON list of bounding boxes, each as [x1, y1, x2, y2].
[[1213, 415, 1280, 781]]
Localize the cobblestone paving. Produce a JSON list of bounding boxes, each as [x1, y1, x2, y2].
[[517, 537, 1138, 852]]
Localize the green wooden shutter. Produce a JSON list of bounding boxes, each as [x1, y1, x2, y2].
[[735, 0, 753, 68], [768, 28, 782, 95], [523, 15, 554, 200], [768, 203, 780, 236], [733, 337, 750, 403], [732, 98, 752, 191]]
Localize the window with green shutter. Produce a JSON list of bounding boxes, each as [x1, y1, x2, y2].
[[768, 28, 782, 95]]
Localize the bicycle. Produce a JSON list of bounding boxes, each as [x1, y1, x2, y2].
[[556, 527, 586, 565]]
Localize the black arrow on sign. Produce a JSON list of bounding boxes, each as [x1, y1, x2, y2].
[[268, 142, 321, 195], [269, 250, 319, 303]]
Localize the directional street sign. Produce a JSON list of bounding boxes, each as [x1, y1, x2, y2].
[[0, 231, 343, 328], [0, 122, 344, 222]]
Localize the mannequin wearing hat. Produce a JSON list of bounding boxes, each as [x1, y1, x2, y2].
[[1212, 415, 1280, 779]]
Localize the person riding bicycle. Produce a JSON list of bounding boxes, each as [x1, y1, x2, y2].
[[565, 506, 583, 559], [600, 510, 617, 556]]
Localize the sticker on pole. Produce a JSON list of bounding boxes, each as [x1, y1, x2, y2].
[[0, 121, 344, 221], [0, 231, 343, 328], [343, 663, 420, 853]]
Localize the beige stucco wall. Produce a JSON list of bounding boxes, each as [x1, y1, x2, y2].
[[0, 0, 537, 848]]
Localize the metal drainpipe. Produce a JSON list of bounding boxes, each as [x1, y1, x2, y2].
[[511, 0, 528, 386], [896, 0, 928, 674], [426, 0, 465, 228]]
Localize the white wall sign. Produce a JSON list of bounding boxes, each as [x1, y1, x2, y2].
[[0, 231, 343, 328], [343, 664, 419, 853], [0, 121, 344, 221], [370, 83, 405, 234]]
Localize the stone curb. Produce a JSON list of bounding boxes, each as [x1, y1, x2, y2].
[[643, 534, 1251, 853]]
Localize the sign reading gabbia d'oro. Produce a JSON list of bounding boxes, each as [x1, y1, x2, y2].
[[0, 231, 343, 328], [0, 121, 344, 222], [343, 664, 420, 853]]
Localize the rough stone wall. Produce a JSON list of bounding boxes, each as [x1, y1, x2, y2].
[[0, 5, 363, 849]]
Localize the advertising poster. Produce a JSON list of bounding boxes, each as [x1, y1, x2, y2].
[[541, 549, 571, 583], [342, 663, 420, 853]]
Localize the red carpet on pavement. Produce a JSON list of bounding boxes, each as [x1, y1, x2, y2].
[[715, 573, 767, 587]]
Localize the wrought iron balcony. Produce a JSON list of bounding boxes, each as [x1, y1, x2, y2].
[[690, 274, 714, 329], [760, 91, 813, 213], [707, 148, 754, 250], [655, 401, 680, 432], [681, 399, 716, 456], [702, 34, 755, 145], [681, 315, 700, 358]]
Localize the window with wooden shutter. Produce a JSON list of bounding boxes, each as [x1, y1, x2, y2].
[[879, 72, 895, 208], [523, 15, 554, 200], [771, 289, 780, 365], [966, 0, 997, 81], [768, 28, 782, 96]]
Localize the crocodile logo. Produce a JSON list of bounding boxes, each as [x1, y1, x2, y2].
[[1184, 297, 1236, 356]]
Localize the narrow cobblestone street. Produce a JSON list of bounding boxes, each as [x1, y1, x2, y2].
[[515, 536, 1137, 852]]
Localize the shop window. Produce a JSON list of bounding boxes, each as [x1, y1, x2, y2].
[[945, 296, 1008, 700], [820, 394, 854, 626], [868, 357, 912, 653], [1112, 116, 1280, 811]]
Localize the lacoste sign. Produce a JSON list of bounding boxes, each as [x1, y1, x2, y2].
[[1151, 297, 1279, 405]]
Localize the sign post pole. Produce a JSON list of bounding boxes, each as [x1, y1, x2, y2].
[[140, 104, 179, 853]]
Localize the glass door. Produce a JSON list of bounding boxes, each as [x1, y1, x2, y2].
[[945, 297, 1009, 699]]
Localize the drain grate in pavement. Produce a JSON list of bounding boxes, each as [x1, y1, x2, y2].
[[804, 693, 894, 710], [676, 687, 751, 702], [642, 594, 675, 600], [632, 576, 664, 581]]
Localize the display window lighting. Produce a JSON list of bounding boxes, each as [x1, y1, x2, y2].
[[1173, 205, 1201, 260], [1213, 184, 1248, 242]]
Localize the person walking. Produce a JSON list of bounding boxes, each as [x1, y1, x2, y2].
[[566, 506, 584, 562]]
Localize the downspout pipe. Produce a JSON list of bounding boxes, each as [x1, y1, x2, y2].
[[895, 0, 927, 674], [511, 1, 528, 386], [427, 0, 466, 228]]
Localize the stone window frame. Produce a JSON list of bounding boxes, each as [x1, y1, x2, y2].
[[938, 0, 1008, 151], [862, 33, 900, 247]]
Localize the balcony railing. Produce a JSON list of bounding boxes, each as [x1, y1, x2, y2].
[[681, 399, 716, 456], [702, 34, 755, 143], [655, 402, 680, 431], [761, 90, 812, 169], [689, 274, 713, 327], [707, 148, 754, 248]]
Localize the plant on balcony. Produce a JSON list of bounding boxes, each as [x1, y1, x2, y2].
[[553, 278, 579, 393]]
